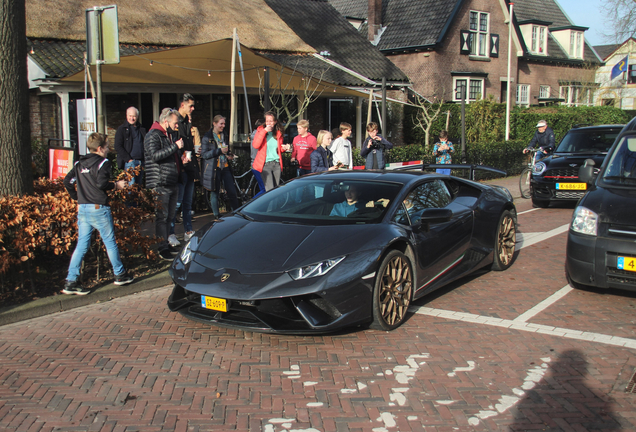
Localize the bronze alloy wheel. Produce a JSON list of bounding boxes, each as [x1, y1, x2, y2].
[[371, 250, 413, 330], [492, 210, 516, 271]]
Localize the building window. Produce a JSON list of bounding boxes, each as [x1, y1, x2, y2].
[[453, 77, 484, 102], [629, 64, 636, 85], [516, 84, 530, 106], [531, 26, 546, 54], [569, 31, 583, 58], [560, 85, 592, 106], [469, 11, 489, 57], [539, 85, 550, 98]]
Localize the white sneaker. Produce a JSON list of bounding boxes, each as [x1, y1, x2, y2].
[[184, 231, 195, 242], [168, 234, 181, 247]]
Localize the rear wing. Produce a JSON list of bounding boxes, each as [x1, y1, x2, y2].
[[390, 163, 506, 181]]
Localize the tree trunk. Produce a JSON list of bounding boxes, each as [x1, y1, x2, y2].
[[0, 0, 33, 196]]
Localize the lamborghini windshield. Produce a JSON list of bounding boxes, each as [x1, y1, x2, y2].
[[239, 178, 403, 225]]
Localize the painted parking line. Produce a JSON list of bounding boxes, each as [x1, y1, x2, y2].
[[513, 285, 573, 323], [408, 305, 636, 349], [515, 223, 569, 250], [517, 208, 541, 215]]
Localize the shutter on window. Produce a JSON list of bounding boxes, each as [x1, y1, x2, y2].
[[460, 30, 471, 55], [490, 34, 499, 58]]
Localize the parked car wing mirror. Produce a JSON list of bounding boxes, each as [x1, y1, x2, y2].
[[579, 159, 596, 184]]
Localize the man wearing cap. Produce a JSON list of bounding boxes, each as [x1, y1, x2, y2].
[[523, 120, 555, 155]]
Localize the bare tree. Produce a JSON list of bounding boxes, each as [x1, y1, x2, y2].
[[600, 0, 636, 42], [0, 0, 33, 195], [412, 94, 446, 149], [259, 61, 328, 130]]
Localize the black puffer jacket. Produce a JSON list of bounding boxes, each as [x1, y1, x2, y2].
[[144, 122, 180, 189]]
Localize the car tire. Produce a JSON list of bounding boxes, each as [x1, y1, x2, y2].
[[491, 210, 516, 271], [532, 197, 550, 208], [370, 250, 413, 331]]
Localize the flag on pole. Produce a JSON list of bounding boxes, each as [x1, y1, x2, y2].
[[610, 55, 629, 80]]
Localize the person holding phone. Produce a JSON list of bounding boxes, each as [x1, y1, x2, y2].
[[310, 130, 340, 173]]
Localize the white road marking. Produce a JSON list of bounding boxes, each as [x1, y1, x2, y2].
[[517, 208, 541, 215], [447, 361, 476, 377], [515, 224, 569, 250], [513, 285, 573, 322], [468, 358, 551, 426], [408, 305, 636, 349]]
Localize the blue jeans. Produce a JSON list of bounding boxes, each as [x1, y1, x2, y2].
[[66, 204, 125, 282], [124, 160, 144, 186], [252, 169, 265, 198], [297, 168, 311, 177], [171, 171, 195, 233], [210, 169, 239, 217]]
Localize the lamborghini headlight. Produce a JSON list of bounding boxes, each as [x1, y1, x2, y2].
[[180, 237, 198, 265], [289, 256, 346, 280]]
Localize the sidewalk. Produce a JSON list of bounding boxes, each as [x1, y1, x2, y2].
[[0, 174, 521, 326]]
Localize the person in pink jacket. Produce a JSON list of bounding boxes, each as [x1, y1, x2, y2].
[[251, 111, 290, 191]]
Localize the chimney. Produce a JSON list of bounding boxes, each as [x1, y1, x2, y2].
[[368, 0, 382, 42]]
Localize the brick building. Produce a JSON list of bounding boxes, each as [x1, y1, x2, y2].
[[329, 0, 601, 107]]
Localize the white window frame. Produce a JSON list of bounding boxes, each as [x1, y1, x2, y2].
[[469, 10, 490, 57], [453, 77, 485, 102], [560, 85, 592, 107], [569, 31, 583, 59], [531, 25, 547, 54], [516, 84, 530, 106], [539, 85, 550, 98]]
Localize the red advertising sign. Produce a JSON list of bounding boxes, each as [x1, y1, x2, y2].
[[48, 148, 75, 180]]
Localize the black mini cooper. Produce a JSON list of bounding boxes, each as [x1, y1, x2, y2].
[[530, 125, 624, 208]]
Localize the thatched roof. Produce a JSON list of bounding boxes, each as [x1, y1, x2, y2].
[[26, 0, 314, 52]]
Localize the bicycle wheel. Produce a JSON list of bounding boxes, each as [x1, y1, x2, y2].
[[519, 168, 532, 199]]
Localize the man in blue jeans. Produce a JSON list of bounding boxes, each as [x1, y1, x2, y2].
[[62, 133, 134, 295], [114, 106, 147, 185]]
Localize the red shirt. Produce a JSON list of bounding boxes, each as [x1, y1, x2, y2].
[[291, 133, 317, 170]]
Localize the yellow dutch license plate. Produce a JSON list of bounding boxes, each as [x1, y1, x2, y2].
[[617, 256, 636, 272], [201, 295, 228, 312], [556, 183, 586, 190]]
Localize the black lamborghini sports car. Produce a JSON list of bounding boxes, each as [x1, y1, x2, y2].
[[168, 170, 517, 333]]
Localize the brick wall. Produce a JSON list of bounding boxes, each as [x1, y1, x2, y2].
[[29, 92, 60, 145], [386, 0, 515, 103]]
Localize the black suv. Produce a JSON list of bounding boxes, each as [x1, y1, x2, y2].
[[530, 124, 624, 207]]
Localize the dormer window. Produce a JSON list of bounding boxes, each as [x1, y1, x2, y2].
[[569, 31, 583, 58], [531, 26, 546, 54]]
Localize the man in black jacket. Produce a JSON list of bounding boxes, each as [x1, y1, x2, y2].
[[524, 120, 556, 156], [168, 93, 198, 247], [114, 107, 147, 185], [144, 108, 184, 260], [63, 133, 134, 295]]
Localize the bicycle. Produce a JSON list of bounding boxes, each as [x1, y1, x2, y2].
[[519, 149, 541, 199], [205, 169, 261, 213]]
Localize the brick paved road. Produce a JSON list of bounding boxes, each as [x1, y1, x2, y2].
[[1, 198, 636, 431]]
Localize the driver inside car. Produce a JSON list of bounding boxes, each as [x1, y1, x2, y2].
[[330, 184, 366, 217]]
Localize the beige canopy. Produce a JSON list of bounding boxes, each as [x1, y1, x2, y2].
[[61, 39, 367, 98]]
